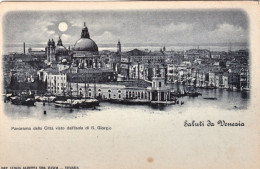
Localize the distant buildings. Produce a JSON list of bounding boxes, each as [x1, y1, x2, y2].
[[3, 22, 250, 96]]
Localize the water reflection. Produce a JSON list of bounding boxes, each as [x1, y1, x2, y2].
[[3, 89, 249, 120]]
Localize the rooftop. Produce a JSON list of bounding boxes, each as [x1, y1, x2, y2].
[[104, 79, 152, 88]]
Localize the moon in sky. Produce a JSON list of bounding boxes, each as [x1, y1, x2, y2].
[[58, 22, 68, 32]]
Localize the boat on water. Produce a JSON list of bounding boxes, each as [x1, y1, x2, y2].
[[242, 87, 250, 91], [203, 97, 217, 100], [35, 95, 57, 102], [150, 100, 177, 105], [55, 98, 99, 108], [55, 99, 80, 108], [184, 85, 202, 97], [10, 92, 36, 106], [171, 81, 188, 97], [186, 91, 202, 97], [205, 86, 217, 89], [170, 92, 187, 97], [79, 98, 100, 108], [4, 93, 13, 101], [11, 97, 35, 106], [108, 98, 150, 105]]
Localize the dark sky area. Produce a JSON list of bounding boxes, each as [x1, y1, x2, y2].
[[3, 10, 248, 46]]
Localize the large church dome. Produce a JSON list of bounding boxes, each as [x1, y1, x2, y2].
[[74, 38, 98, 52], [74, 23, 98, 52]]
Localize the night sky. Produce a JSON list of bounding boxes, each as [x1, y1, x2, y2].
[[3, 10, 248, 46]]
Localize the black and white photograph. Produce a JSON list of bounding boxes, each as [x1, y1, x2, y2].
[[3, 9, 250, 118], [0, 2, 259, 169]]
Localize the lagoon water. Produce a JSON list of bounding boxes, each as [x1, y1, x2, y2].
[[1, 88, 255, 169], [3, 88, 250, 120]]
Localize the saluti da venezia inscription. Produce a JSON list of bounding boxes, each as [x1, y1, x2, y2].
[[184, 120, 245, 127]]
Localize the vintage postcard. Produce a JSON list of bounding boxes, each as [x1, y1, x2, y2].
[[0, 1, 259, 169]]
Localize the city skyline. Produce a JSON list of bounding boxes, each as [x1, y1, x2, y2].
[[3, 10, 248, 46]]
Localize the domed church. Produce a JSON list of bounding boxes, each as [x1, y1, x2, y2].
[[45, 36, 70, 64], [72, 22, 101, 69]]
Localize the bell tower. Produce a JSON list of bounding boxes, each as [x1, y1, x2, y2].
[[46, 39, 52, 62], [117, 40, 121, 53]]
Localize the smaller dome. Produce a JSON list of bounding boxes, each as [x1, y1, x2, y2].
[[55, 46, 68, 55]]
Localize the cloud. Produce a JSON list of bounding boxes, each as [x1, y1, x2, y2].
[[164, 22, 193, 33], [21, 19, 56, 44], [206, 23, 247, 43], [149, 22, 193, 35], [92, 31, 118, 43], [4, 11, 248, 46], [61, 34, 71, 41], [128, 22, 194, 44]]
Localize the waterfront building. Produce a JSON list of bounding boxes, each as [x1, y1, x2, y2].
[[215, 73, 222, 88], [149, 73, 171, 102], [240, 67, 250, 90], [208, 72, 216, 87], [68, 67, 173, 103], [69, 81, 150, 100], [47, 71, 67, 95], [37, 66, 68, 95], [166, 63, 176, 83], [223, 72, 229, 89], [196, 70, 206, 87], [228, 71, 241, 90]]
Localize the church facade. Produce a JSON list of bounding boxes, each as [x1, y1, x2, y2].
[[71, 22, 101, 69], [45, 36, 70, 64]]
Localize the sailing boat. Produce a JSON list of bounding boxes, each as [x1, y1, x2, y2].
[[11, 91, 35, 106], [55, 68, 79, 108], [186, 85, 202, 97], [79, 76, 99, 108], [55, 86, 80, 108], [171, 80, 187, 97]]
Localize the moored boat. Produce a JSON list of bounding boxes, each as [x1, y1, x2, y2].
[[150, 100, 177, 105], [55, 99, 80, 108], [36, 95, 57, 102], [205, 86, 217, 89], [242, 87, 250, 91], [55, 98, 99, 108], [79, 98, 100, 108], [186, 91, 202, 97], [5, 93, 13, 101], [108, 98, 150, 105], [10, 92, 35, 106], [203, 97, 217, 100]]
